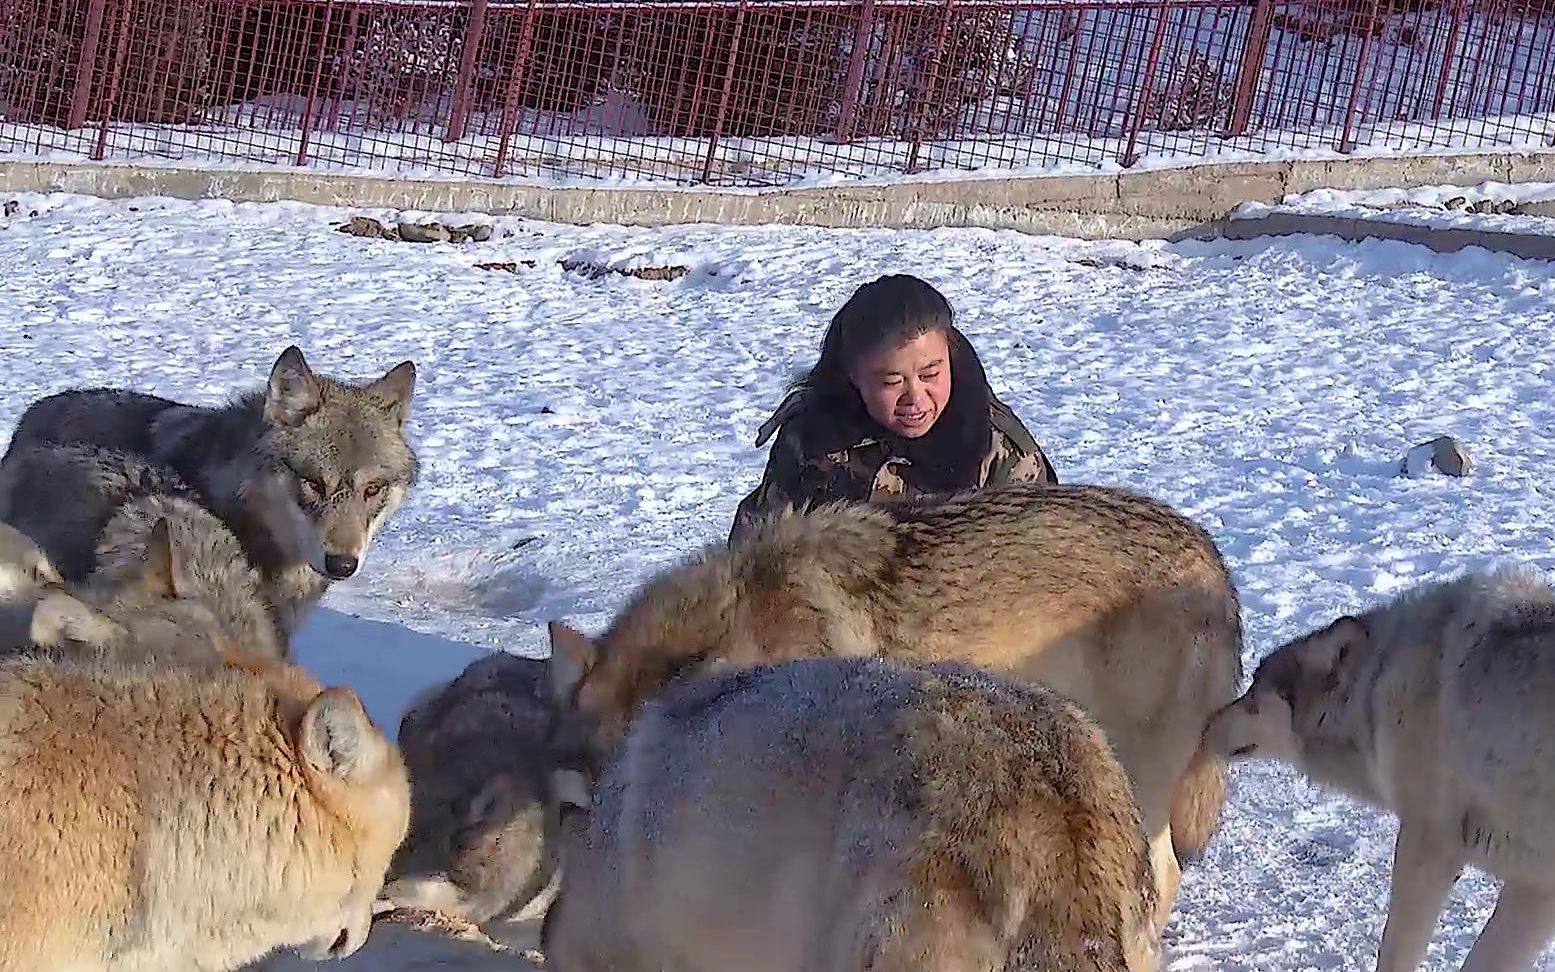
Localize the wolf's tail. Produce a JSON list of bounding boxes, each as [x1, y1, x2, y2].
[[1171, 589, 1244, 863], [1170, 740, 1228, 862]]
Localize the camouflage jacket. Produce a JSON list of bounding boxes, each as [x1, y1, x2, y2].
[[728, 398, 1057, 546]]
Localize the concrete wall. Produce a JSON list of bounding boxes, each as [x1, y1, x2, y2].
[[2, 152, 1552, 240]]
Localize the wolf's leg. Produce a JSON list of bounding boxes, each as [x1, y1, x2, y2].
[[1148, 825, 1180, 937], [1375, 824, 1462, 972], [1458, 881, 1555, 972]]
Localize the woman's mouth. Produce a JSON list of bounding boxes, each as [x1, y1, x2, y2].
[[895, 409, 930, 429]]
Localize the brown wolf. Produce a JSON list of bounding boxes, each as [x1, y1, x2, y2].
[[548, 482, 1244, 929], [543, 657, 1160, 972], [0, 655, 411, 972]]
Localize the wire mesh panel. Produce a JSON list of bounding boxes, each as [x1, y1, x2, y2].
[[1, 0, 1551, 185]]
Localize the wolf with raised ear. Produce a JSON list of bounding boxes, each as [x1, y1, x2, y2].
[[1208, 566, 1555, 972], [1, 346, 419, 637]]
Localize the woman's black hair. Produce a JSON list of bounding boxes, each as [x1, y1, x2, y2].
[[782, 274, 994, 491]]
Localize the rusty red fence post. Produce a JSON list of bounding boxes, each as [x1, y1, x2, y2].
[[1226, 0, 1274, 138], [700, 0, 749, 184], [1119, 4, 1173, 166], [91, 0, 137, 160], [905, 0, 958, 174], [1337, 0, 1383, 153], [295, 0, 337, 166], [1429, 0, 1463, 118], [446, 0, 490, 143], [833, 0, 878, 143], [493, 0, 540, 178], [67, 0, 111, 129]]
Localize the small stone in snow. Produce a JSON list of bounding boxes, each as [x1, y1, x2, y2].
[[448, 223, 494, 243], [397, 221, 452, 244], [338, 215, 397, 240], [1401, 435, 1472, 479]]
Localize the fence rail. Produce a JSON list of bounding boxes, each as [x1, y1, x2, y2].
[[1, 0, 1551, 186]]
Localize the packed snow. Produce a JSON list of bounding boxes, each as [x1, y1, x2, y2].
[[0, 191, 1553, 970]]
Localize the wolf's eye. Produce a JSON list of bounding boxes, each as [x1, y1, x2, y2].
[[297, 476, 326, 499], [363, 482, 383, 500]]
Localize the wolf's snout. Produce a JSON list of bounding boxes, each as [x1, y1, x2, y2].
[[324, 554, 360, 580]]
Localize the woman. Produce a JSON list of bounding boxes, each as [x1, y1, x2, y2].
[[729, 273, 1057, 546]]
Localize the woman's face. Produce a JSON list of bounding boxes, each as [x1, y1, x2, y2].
[[850, 329, 952, 439]]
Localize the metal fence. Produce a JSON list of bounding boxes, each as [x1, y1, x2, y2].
[[1, 0, 1552, 186]]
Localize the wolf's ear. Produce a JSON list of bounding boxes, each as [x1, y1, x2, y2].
[[265, 345, 323, 427], [1308, 615, 1367, 675], [367, 360, 417, 426], [140, 518, 181, 600], [300, 687, 385, 782], [30, 590, 125, 650], [547, 622, 597, 704]]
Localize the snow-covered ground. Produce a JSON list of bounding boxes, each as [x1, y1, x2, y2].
[[1, 191, 1553, 969]]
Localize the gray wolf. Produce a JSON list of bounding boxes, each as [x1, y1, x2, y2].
[[0, 518, 238, 666], [543, 656, 1160, 972], [378, 652, 558, 926], [2, 345, 419, 637], [1205, 566, 1555, 972], [0, 655, 411, 971], [547, 482, 1244, 930], [0, 443, 285, 658]]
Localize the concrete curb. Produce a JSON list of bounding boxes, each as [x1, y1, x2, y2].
[[1198, 212, 1555, 262], [2, 151, 1553, 242]]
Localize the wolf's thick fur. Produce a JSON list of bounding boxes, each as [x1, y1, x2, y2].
[[0, 656, 411, 972], [549, 483, 1243, 925], [380, 653, 558, 926], [2, 346, 419, 636], [1206, 566, 1555, 972], [544, 657, 1159, 972]]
